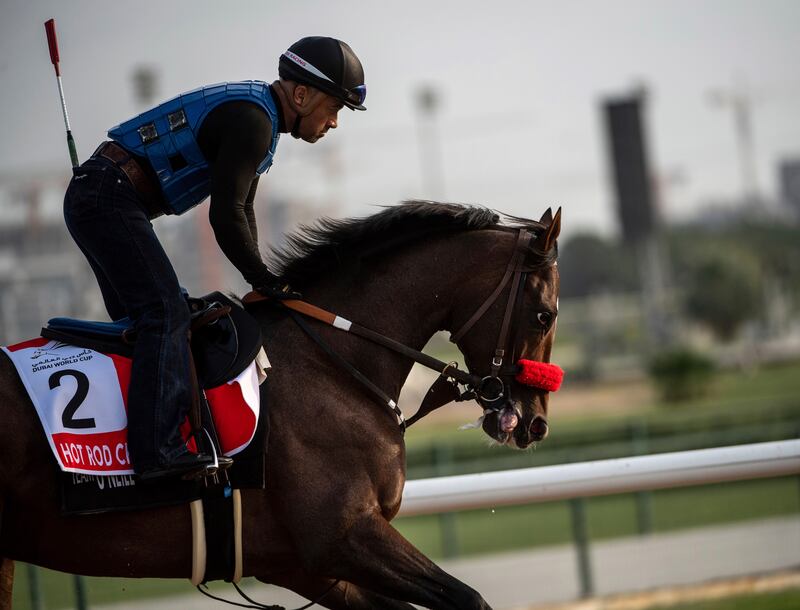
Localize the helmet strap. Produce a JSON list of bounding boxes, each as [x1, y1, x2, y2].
[[291, 114, 303, 138]]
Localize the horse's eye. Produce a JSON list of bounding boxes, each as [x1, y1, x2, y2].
[[537, 311, 553, 326]]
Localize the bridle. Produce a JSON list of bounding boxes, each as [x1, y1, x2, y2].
[[242, 227, 563, 430], [449, 228, 536, 412]]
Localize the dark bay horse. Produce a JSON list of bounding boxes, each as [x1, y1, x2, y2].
[[0, 201, 561, 610]]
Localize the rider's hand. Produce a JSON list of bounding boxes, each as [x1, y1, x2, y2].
[[252, 274, 302, 300]]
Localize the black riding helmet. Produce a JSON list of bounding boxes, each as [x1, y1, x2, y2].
[[279, 36, 366, 111]]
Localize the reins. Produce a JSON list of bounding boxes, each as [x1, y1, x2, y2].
[[242, 293, 480, 431], [286, 309, 408, 430], [242, 227, 563, 429], [197, 578, 340, 609]]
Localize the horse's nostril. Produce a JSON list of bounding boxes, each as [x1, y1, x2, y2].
[[530, 417, 548, 439]]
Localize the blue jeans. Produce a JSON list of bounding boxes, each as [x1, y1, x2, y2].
[[63, 156, 191, 473]]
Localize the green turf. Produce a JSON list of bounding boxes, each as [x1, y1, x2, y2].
[[646, 587, 800, 610]]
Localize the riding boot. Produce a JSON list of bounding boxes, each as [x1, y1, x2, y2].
[[137, 450, 216, 482]]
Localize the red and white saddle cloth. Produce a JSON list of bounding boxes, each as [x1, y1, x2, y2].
[[2, 337, 267, 476]]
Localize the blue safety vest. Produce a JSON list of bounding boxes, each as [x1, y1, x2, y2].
[[108, 81, 281, 215]]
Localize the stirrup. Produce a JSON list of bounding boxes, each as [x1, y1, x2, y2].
[[182, 430, 233, 479]]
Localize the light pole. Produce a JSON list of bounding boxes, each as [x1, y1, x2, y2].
[[415, 85, 446, 200]]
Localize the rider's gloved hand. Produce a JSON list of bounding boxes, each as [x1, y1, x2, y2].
[[252, 272, 302, 300]]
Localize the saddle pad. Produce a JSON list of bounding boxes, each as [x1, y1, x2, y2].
[[2, 337, 265, 476]]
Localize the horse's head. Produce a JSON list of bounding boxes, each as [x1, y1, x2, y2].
[[450, 208, 561, 449]]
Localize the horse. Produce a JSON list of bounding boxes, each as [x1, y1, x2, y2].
[[0, 201, 561, 610]]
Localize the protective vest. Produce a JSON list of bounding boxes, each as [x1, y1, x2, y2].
[[108, 81, 281, 215]]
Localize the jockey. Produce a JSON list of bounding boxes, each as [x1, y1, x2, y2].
[[62, 37, 367, 481]]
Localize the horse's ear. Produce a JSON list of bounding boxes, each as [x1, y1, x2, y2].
[[538, 207, 561, 253], [539, 207, 553, 227]]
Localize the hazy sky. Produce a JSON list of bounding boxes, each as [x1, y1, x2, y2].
[[1, 0, 799, 236]]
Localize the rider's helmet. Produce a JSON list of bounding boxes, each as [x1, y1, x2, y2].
[[279, 36, 367, 111]]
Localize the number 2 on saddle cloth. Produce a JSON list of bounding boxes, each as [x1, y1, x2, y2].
[[2, 292, 266, 476]]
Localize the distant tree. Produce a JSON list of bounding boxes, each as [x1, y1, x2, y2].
[[558, 233, 638, 298], [683, 252, 761, 341], [668, 221, 800, 309], [649, 347, 715, 402], [733, 222, 800, 302]]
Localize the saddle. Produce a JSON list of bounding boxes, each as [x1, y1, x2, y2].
[[43, 291, 263, 390], [0, 292, 271, 583], [43, 290, 268, 487], [24, 293, 270, 529]]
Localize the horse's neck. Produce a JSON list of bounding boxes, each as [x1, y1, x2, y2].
[[301, 232, 491, 393]]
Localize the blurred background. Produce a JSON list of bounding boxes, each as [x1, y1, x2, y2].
[[1, 1, 799, 609]]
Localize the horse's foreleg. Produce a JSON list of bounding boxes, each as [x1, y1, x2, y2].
[[261, 570, 416, 610], [321, 582, 416, 610], [322, 511, 491, 610], [0, 558, 13, 610]]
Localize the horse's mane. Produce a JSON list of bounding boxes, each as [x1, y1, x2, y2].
[[269, 200, 550, 288]]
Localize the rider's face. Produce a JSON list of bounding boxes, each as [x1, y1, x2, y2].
[[296, 89, 343, 143]]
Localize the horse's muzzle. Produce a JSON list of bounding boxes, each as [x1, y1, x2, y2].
[[482, 402, 549, 448], [508, 414, 548, 448]]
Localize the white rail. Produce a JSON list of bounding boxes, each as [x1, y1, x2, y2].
[[399, 439, 800, 517]]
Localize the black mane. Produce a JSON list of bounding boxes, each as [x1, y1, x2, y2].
[[269, 200, 547, 287]]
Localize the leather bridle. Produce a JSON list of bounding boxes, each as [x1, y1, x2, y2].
[[449, 228, 535, 412]]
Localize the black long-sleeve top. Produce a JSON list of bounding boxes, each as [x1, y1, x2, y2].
[[195, 89, 284, 287]]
